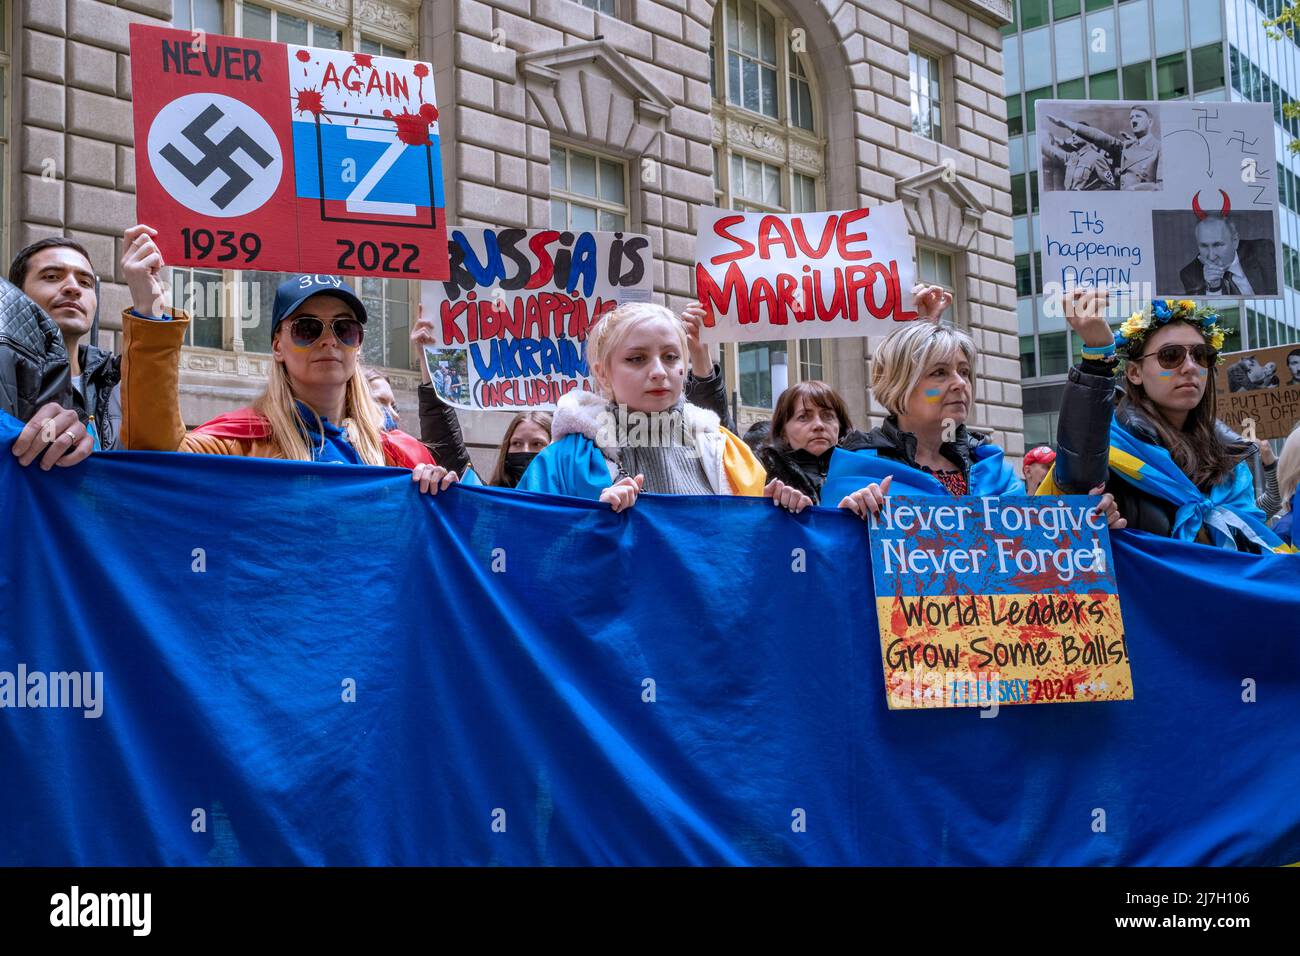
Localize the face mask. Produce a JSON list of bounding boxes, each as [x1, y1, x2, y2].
[[380, 407, 398, 431], [503, 451, 538, 486]]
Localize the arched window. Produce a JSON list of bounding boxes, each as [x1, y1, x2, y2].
[[710, 0, 827, 422]]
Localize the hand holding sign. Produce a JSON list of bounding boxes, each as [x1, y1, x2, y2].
[[681, 302, 714, 377], [411, 302, 437, 385], [122, 224, 168, 318], [1089, 484, 1127, 530], [1063, 287, 1114, 348], [912, 283, 952, 323]]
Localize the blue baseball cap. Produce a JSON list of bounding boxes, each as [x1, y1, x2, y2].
[[271, 275, 368, 332]]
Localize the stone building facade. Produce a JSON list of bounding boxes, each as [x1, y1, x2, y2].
[[3, 0, 1022, 473]]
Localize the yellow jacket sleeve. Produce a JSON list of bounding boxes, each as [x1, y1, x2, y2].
[[119, 307, 202, 452]]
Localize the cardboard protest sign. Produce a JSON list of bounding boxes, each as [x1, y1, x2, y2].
[[869, 496, 1133, 710], [130, 24, 448, 280], [693, 204, 918, 344], [1036, 100, 1279, 305], [419, 228, 654, 410], [1215, 343, 1300, 441]]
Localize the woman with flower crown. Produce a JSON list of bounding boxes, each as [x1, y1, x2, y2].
[[1043, 288, 1294, 553]]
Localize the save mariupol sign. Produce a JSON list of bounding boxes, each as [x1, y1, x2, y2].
[[129, 24, 449, 280]]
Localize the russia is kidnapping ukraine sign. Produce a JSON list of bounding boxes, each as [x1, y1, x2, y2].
[[869, 496, 1134, 710], [129, 23, 449, 280]]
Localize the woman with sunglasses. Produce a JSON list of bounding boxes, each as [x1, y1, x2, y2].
[[1046, 289, 1292, 553], [116, 226, 454, 494]]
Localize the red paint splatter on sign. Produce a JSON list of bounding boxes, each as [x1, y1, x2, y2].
[[383, 104, 438, 146], [295, 88, 324, 117], [413, 62, 429, 99], [353, 53, 374, 68], [296, 50, 311, 62]]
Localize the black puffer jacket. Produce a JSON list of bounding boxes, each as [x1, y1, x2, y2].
[[78, 343, 121, 450], [758, 429, 872, 504], [854, 415, 998, 489], [1054, 360, 1257, 540], [0, 278, 77, 423]]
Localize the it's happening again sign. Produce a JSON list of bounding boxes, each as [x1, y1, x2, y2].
[[693, 203, 918, 344], [869, 496, 1133, 710], [129, 24, 448, 280], [420, 228, 653, 411], [1036, 100, 1279, 302]]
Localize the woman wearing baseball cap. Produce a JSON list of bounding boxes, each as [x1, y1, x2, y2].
[[115, 225, 455, 494]]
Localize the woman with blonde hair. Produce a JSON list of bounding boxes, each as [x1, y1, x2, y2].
[[825, 286, 1123, 527], [1268, 424, 1300, 545], [516, 301, 767, 510], [116, 226, 453, 494]]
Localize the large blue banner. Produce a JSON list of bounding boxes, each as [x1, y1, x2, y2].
[[1, 410, 1298, 866]]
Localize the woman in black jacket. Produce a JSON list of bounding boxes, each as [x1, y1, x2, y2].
[[756, 380, 870, 506], [1048, 289, 1288, 553]]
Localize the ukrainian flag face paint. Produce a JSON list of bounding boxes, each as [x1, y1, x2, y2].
[[923, 388, 943, 404]]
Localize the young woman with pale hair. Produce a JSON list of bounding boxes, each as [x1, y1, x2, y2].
[[116, 226, 453, 495], [1273, 424, 1300, 545], [515, 301, 769, 510], [824, 286, 1123, 528]]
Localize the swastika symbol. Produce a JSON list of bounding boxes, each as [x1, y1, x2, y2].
[[159, 104, 274, 210], [147, 93, 284, 218]]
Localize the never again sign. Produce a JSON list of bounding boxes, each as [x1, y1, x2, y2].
[[694, 204, 919, 344], [130, 24, 448, 280], [420, 228, 653, 411]]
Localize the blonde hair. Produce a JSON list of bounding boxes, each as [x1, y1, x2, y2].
[[586, 302, 688, 390], [253, 359, 386, 465], [1278, 424, 1300, 513], [870, 321, 977, 419]]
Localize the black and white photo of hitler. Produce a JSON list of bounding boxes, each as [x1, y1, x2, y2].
[[1151, 209, 1279, 297], [1039, 104, 1162, 192]]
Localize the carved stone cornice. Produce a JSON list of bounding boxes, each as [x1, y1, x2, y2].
[[355, 0, 419, 39]]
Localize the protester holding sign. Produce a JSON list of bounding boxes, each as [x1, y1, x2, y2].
[[116, 226, 454, 493], [516, 302, 766, 510], [1046, 290, 1294, 553]]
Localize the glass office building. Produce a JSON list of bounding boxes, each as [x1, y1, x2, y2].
[[1003, 0, 1300, 445]]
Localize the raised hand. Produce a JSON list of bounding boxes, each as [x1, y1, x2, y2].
[[121, 225, 167, 317], [1062, 288, 1114, 348], [912, 283, 952, 323], [680, 302, 714, 377]]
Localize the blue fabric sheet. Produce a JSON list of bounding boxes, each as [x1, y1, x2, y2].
[[1, 409, 1298, 866]]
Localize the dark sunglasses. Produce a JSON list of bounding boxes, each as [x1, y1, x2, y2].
[[288, 317, 364, 349], [1139, 343, 1217, 370]]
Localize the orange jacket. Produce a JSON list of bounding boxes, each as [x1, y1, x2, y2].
[[118, 308, 432, 467]]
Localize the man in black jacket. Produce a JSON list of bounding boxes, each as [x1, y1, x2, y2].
[[1, 277, 93, 469], [9, 237, 122, 449], [1178, 216, 1276, 296]]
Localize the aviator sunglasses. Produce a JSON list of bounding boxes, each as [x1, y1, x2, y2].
[[1137, 343, 1217, 370], [287, 316, 364, 349]]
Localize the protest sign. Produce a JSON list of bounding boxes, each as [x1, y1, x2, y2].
[[1215, 343, 1300, 441], [130, 24, 448, 280], [693, 204, 918, 344], [1036, 101, 1279, 306], [419, 228, 654, 411], [869, 495, 1134, 710]]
